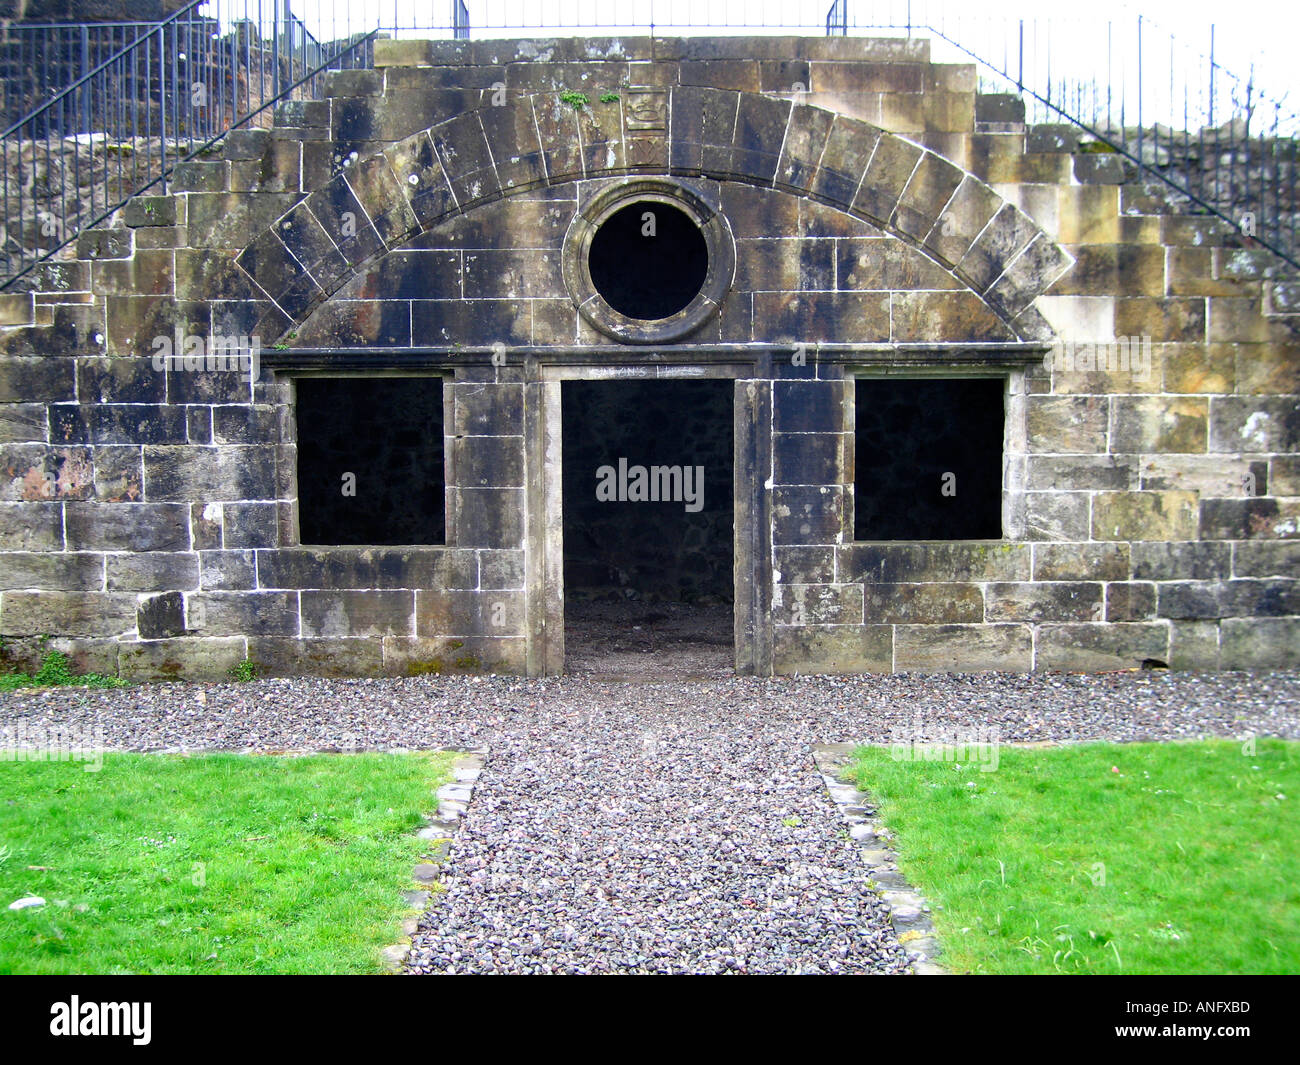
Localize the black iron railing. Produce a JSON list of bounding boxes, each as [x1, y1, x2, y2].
[[2, 2, 1295, 282], [0, 0, 377, 286]]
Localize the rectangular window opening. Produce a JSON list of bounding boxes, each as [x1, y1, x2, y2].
[[853, 376, 1005, 541], [295, 376, 446, 546]]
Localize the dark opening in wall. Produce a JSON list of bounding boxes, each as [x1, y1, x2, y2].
[[296, 376, 445, 545], [587, 201, 709, 320], [854, 377, 1004, 541], [562, 379, 733, 602]]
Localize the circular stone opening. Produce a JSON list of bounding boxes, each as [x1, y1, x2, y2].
[[587, 200, 709, 320]]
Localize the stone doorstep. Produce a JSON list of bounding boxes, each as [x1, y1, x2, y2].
[[381, 746, 489, 973], [810, 742, 949, 975]]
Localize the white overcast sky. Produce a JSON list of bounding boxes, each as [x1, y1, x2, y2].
[[280, 0, 1296, 122]]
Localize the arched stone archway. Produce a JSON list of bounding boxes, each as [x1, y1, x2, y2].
[[233, 89, 1072, 346]]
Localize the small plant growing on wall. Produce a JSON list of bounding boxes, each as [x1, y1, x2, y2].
[[228, 658, 258, 682], [559, 90, 590, 112]]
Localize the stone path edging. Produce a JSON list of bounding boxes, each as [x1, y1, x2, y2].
[[811, 742, 948, 976], [380, 746, 489, 973]]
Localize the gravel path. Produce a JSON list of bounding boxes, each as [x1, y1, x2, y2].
[[3, 669, 1298, 974]]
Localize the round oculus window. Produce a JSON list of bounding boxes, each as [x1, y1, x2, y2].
[[562, 179, 736, 345], [586, 201, 709, 320]]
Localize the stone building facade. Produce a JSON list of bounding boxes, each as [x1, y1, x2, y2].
[[0, 35, 1296, 679]]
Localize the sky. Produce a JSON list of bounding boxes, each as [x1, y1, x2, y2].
[[273, 0, 1296, 128]]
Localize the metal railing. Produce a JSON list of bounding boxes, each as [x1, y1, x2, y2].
[[826, 1, 848, 37], [2, 1, 1295, 283], [0, 0, 377, 286]]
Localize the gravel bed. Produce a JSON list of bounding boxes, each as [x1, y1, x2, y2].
[[3, 669, 1298, 974]]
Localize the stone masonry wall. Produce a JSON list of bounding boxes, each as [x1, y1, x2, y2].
[[0, 34, 1295, 678]]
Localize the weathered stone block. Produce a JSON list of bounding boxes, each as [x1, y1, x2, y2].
[[1111, 396, 1208, 453], [986, 582, 1102, 622], [1200, 498, 1300, 540], [773, 624, 893, 674], [1158, 579, 1300, 620], [136, 590, 187, 638], [65, 502, 189, 551], [0, 444, 95, 500], [890, 290, 1013, 341], [1169, 620, 1220, 670], [142, 446, 277, 502], [1220, 617, 1300, 669], [0, 404, 47, 443], [381, 635, 526, 675], [1138, 455, 1262, 496], [851, 132, 919, 225], [188, 591, 298, 636], [0, 552, 103, 591], [836, 237, 958, 290], [1131, 541, 1230, 581], [301, 589, 415, 638], [772, 485, 845, 544], [955, 203, 1037, 293], [198, 549, 257, 590], [0, 357, 76, 403], [773, 545, 836, 585], [1209, 397, 1300, 454], [773, 583, 863, 625], [1114, 297, 1206, 342], [772, 432, 848, 487], [1106, 582, 1157, 622], [922, 175, 1001, 267], [753, 292, 890, 343], [840, 542, 1029, 583], [863, 582, 983, 624], [0, 502, 63, 550], [895, 623, 1032, 672], [1026, 396, 1108, 453], [415, 588, 525, 637], [1162, 343, 1235, 394], [117, 637, 247, 682], [1032, 542, 1129, 581], [1036, 623, 1170, 670], [221, 502, 279, 548], [1233, 541, 1300, 579], [0, 591, 135, 637], [256, 548, 475, 590], [247, 636, 386, 677], [1024, 492, 1091, 541], [1027, 456, 1134, 492], [76, 228, 132, 259], [107, 553, 199, 592], [775, 104, 834, 195], [1092, 491, 1198, 541]]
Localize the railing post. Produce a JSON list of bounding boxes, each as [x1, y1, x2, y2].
[[1017, 20, 1023, 93], [1137, 15, 1143, 165], [1209, 25, 1215, 128], [158, 24, 168, 195], [80, 23, 91, 134]]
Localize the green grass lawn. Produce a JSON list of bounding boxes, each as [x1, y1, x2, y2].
[[0, 751, 454, 974], [845, 739, 1299, 975]]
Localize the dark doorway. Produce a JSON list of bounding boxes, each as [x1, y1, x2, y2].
[[853, 376, 1004, 541], [296, 376, 445, 545], [561, 379, 734, 678]]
